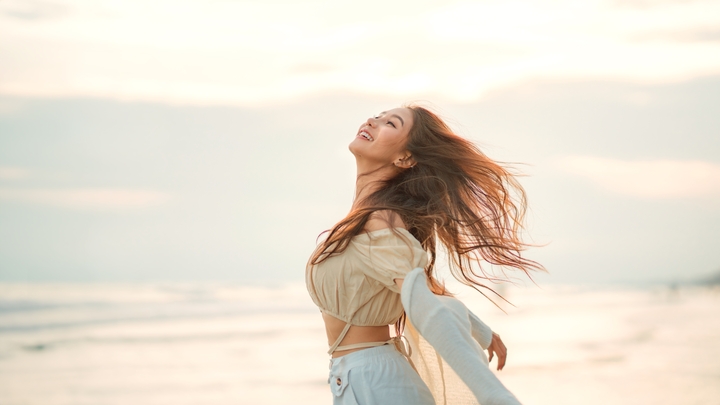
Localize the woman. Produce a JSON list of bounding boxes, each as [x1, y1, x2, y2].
[[305, 105, 542, 404]]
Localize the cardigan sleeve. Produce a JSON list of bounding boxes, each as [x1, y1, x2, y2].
[[402, 268, 522, 405], [469, 309, 494, 350]]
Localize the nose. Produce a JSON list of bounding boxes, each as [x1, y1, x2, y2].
[[366, 116, 378, 127]]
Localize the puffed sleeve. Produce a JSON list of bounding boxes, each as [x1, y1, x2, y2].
[[351, 228, 428, 293]]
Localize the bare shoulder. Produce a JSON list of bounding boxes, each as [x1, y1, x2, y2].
[[364, 210, 406, 232]]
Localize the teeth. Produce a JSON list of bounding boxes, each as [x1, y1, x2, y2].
[[359, 131, 373, 141]]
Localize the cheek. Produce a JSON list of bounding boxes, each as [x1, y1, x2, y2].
[[380, 132, 407, 152]]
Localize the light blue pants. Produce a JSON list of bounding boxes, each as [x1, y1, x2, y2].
[[328, 344, 436, 405]]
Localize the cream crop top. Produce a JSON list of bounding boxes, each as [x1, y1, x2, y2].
[[305, 227, 428, 355]]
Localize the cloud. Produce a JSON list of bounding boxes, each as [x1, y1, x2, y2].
[[632, 28, 720, 43], [0, 0, 69, 21], [0, 188, 171, 210], [557, 156, 720, 198], [611, 0, 707, 10], [1, 0, 720, 105]]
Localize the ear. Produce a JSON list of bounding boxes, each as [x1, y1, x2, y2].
[[394, 154, 416, 169]]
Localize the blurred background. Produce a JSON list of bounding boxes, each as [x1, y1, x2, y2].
[[1, 0, 719, 404]]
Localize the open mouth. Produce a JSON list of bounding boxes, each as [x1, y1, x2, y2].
[[358, 130, 373, 141]]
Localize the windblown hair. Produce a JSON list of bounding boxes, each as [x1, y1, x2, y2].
[[310, 105, 544, 305]]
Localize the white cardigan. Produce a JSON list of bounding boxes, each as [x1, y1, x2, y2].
[[401, 267, 522, 405]]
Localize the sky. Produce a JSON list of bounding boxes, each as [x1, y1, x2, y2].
[[1, 0, 719, 284]]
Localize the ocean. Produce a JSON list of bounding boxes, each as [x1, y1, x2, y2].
[[0, 281, 718, 404]]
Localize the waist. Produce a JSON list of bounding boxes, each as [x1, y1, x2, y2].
[[322, 313, 390, 357]]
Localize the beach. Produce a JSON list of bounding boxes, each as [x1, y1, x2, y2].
[[0, 282, 718, 404]]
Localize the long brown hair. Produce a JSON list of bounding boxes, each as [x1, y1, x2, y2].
[[310, 105, 544, 330]]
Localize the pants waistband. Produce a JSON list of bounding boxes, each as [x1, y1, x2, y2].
[[329, 344, 399, 370]]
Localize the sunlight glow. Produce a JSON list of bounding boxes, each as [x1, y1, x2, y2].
[[1, 0, 719, 105], [558, 156, 720, 198]]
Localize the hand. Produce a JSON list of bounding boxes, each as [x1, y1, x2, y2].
[[487, 332, 507, 371]]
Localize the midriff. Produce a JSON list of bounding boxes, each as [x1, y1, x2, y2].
[[322, 312, 391, 358]]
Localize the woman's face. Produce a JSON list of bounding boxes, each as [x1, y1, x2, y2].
[[348, 107, 414, 166]]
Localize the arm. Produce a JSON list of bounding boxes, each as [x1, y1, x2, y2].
[[397, 269, 522, 405], [468, 309, 508, 370], [395, 278, 508, 370], [468, 308, 493, 350]]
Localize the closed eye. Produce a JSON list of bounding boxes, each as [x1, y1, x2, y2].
[[387, 121, 397, 128]]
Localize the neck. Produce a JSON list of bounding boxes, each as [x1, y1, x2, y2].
[[353, 160, 397, 207]]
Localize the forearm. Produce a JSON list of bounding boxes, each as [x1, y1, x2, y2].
[[469, 309, 494, 350], [401, 268, 521, 405]]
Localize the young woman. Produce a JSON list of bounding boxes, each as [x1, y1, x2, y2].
[[305, 105, 542, 405]]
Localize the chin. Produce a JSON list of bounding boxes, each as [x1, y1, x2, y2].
[[348, 139, 362, 156]]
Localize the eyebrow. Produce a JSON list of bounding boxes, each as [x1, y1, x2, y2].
[[389, 114, 405, 127], [378, 111, 405, 127]]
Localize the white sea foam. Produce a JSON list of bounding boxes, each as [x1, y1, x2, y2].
[[0, 282, 718, 404]]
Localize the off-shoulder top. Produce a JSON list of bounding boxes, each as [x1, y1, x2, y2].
[[305, 227, 428, 355]]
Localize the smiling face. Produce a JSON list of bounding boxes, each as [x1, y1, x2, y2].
[[348, 107, 415, 169]]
